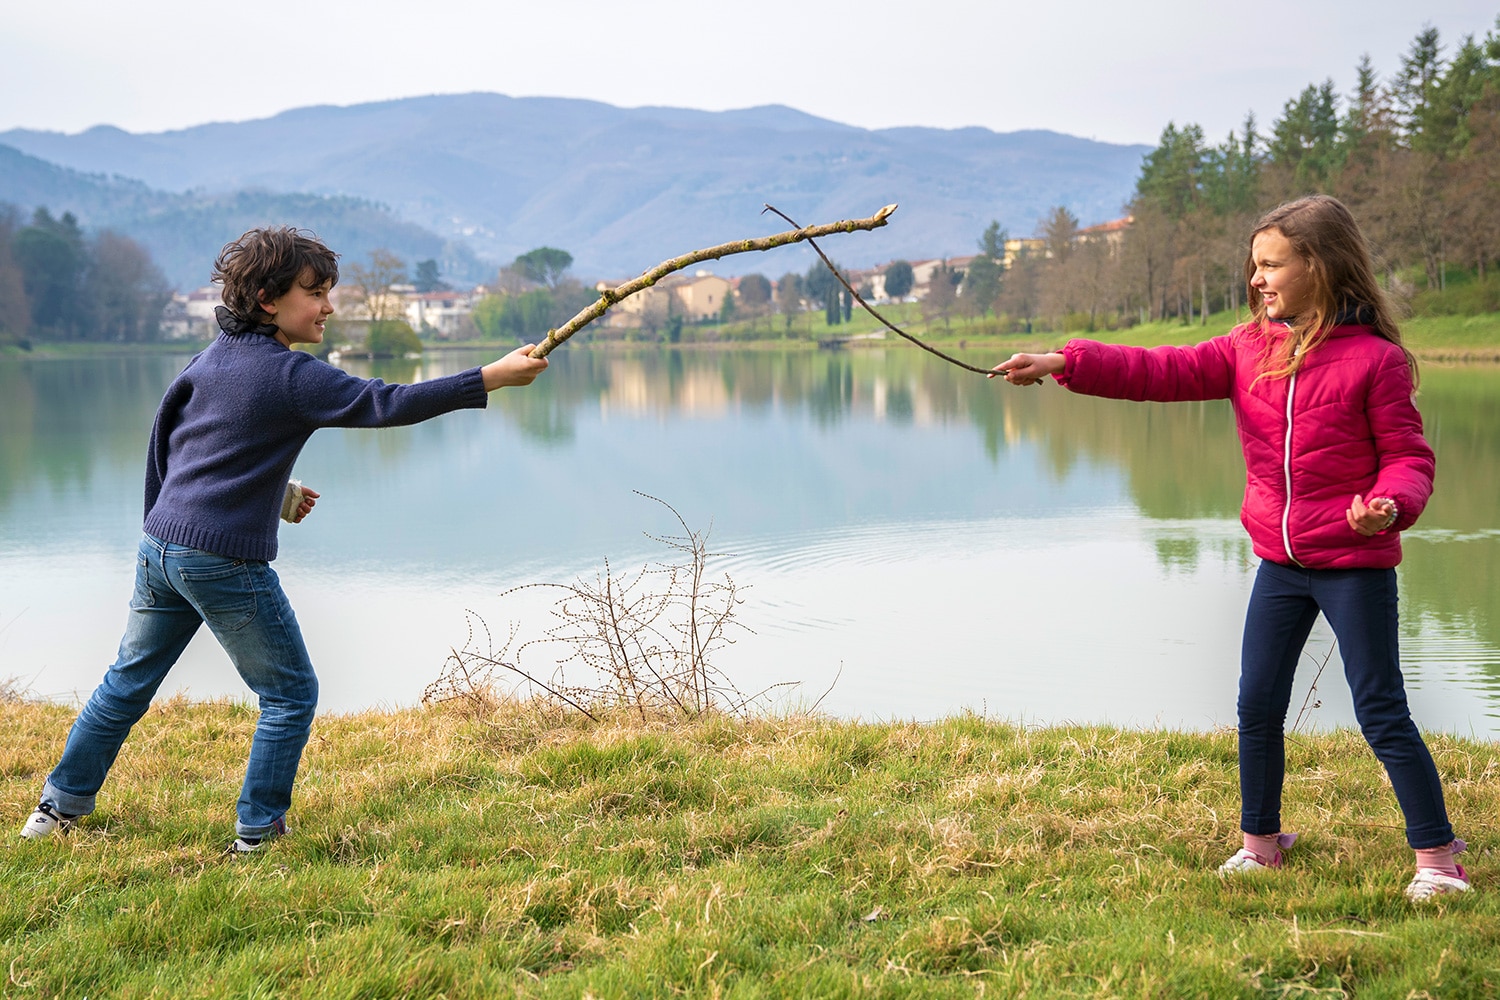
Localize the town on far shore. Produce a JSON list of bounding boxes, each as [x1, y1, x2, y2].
[[158, 216, 1134, 344]]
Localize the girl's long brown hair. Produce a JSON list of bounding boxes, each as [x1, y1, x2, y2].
[[1245, 195, 1417, 386]]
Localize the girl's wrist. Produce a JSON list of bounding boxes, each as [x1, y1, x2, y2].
[[1372, 497, 1399, 530]]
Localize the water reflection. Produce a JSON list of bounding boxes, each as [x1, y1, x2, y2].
[[1, 347, 1497, 732]]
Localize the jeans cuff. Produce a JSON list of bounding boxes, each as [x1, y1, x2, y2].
[[235, 815, 287, 839], [1240, 817, 1283, 836], [1407, 826, 1457, 850], [41, 779, 96, 817]]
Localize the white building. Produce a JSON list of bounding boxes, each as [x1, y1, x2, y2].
[[158, 287, 223, 340], [403, 289, 477, 339]]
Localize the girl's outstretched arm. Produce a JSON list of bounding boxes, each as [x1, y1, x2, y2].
[[990, 353, 1065, 385], [482, 344, 550, 390]]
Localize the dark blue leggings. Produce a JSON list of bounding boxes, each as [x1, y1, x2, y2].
[[1237, 560, 1454, 849]]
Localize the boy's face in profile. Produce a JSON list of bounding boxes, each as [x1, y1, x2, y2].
[[261, 271, 335, 349]]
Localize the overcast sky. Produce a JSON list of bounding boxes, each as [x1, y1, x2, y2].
[[3, 0, 1496, 146]]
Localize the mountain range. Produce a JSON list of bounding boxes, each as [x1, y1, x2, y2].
[[0, 93, 1151, 289]]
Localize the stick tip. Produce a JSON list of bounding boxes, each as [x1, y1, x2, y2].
[[876, 203, 898, 221]]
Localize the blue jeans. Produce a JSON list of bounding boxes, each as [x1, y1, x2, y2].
[[41, 534, 318, 838], [1237, 560, 1453, 848]]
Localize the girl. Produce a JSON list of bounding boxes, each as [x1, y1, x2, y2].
[[994, 195, 1467, 903]]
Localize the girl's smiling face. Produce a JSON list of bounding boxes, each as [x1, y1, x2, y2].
[[1250, 229, 1313, 320], [261, 270, 334, 348]]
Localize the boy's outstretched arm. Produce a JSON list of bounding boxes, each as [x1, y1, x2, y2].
[[482, 344, 550, 390], [990, 352, 1065, 385]]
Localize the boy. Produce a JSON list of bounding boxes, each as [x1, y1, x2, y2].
[[19, 227, 547, 852]]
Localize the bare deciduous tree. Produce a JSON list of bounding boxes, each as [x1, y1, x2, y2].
[[342, 249, 408, 323]]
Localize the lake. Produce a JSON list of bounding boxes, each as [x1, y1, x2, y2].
[[2, 345, 1497, 735]]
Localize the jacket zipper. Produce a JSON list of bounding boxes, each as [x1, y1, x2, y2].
[[1281, 370, 1303, 567]]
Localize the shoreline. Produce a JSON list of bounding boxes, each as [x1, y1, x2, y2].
[[6, 330, 1498, 364]]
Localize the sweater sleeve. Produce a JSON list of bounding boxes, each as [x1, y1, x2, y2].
[[285, 355, 489, 429], [1055, 336, 1236, 402], [1365, 351, 1435, 532]]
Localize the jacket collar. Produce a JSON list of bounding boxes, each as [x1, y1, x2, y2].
[[215, 305, 280, 338], [1331, 300, 1376, 326], [1274, 300, 1377, 338]]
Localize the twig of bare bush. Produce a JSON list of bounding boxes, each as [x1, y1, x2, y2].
[[0, 676, 26, 704], [422, 614, 600, 719], [426, 493, 779, 719], [530, 205, 897, 357], [761, 204, 1006, 377], [1291, 640, 1338, 734]]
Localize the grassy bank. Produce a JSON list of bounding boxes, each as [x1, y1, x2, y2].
[[4, 699, 1497, 998], [808, 307, 1500, 361]]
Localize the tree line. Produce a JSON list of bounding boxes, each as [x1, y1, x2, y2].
[[938, 19, 1500, 333], [0, 206, 171, 346]]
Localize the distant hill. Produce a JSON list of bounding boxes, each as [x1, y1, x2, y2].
[[0, 144, 482, 289], [1, 94, 1150, 284]]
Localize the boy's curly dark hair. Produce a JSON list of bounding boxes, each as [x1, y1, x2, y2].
[[213, 227, 340, 323]]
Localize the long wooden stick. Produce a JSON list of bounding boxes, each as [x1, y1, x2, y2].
[[529, 204, 897, 358], [761, 204, 1002, 376]]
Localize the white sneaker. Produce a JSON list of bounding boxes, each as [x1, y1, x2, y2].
[[1405, 865, 1470, 903], [1219, 848, 1278, 873], [1219, 832, 1296, 874], [229, 815, 288, 855], [19, 803, 76, 839]]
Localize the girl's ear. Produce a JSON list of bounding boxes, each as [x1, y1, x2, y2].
[[258, 289, 278, 316]]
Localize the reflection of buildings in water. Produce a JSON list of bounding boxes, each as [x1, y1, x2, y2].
[[869, 377, 886, 420], [598, 360, 730, 417], [854, 373, 942, 427]]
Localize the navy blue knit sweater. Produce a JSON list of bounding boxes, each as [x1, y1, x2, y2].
[[142, 313, 488, 561]]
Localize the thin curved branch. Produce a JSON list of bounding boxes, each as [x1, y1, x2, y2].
[[761, 204, 1003, 377], [530, 205, 898, 357]]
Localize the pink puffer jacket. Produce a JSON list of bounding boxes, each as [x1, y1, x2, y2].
[[1056, 322, 1434, 569]]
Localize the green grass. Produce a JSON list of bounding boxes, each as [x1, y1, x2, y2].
[[4, 698, 1497, 998]]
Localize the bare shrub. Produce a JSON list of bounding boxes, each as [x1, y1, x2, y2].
[[424, 493, 770, 720], [0, 676, 26, 703]]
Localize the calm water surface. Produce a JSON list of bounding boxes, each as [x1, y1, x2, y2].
[[2, 347, 1497, 734]]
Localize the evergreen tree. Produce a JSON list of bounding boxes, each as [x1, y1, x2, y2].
[[960, 221, 1005, 317], [14, 209, 86, 337], [1201, 113, 1262, 216], [1268, 80, 1343, 191], [804, 261, 844, 326], [882, 260, 914, 300], [1135, 123, 1206, 219], [412, 259, 449, 292], [1394, 26, 1445, 147]]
